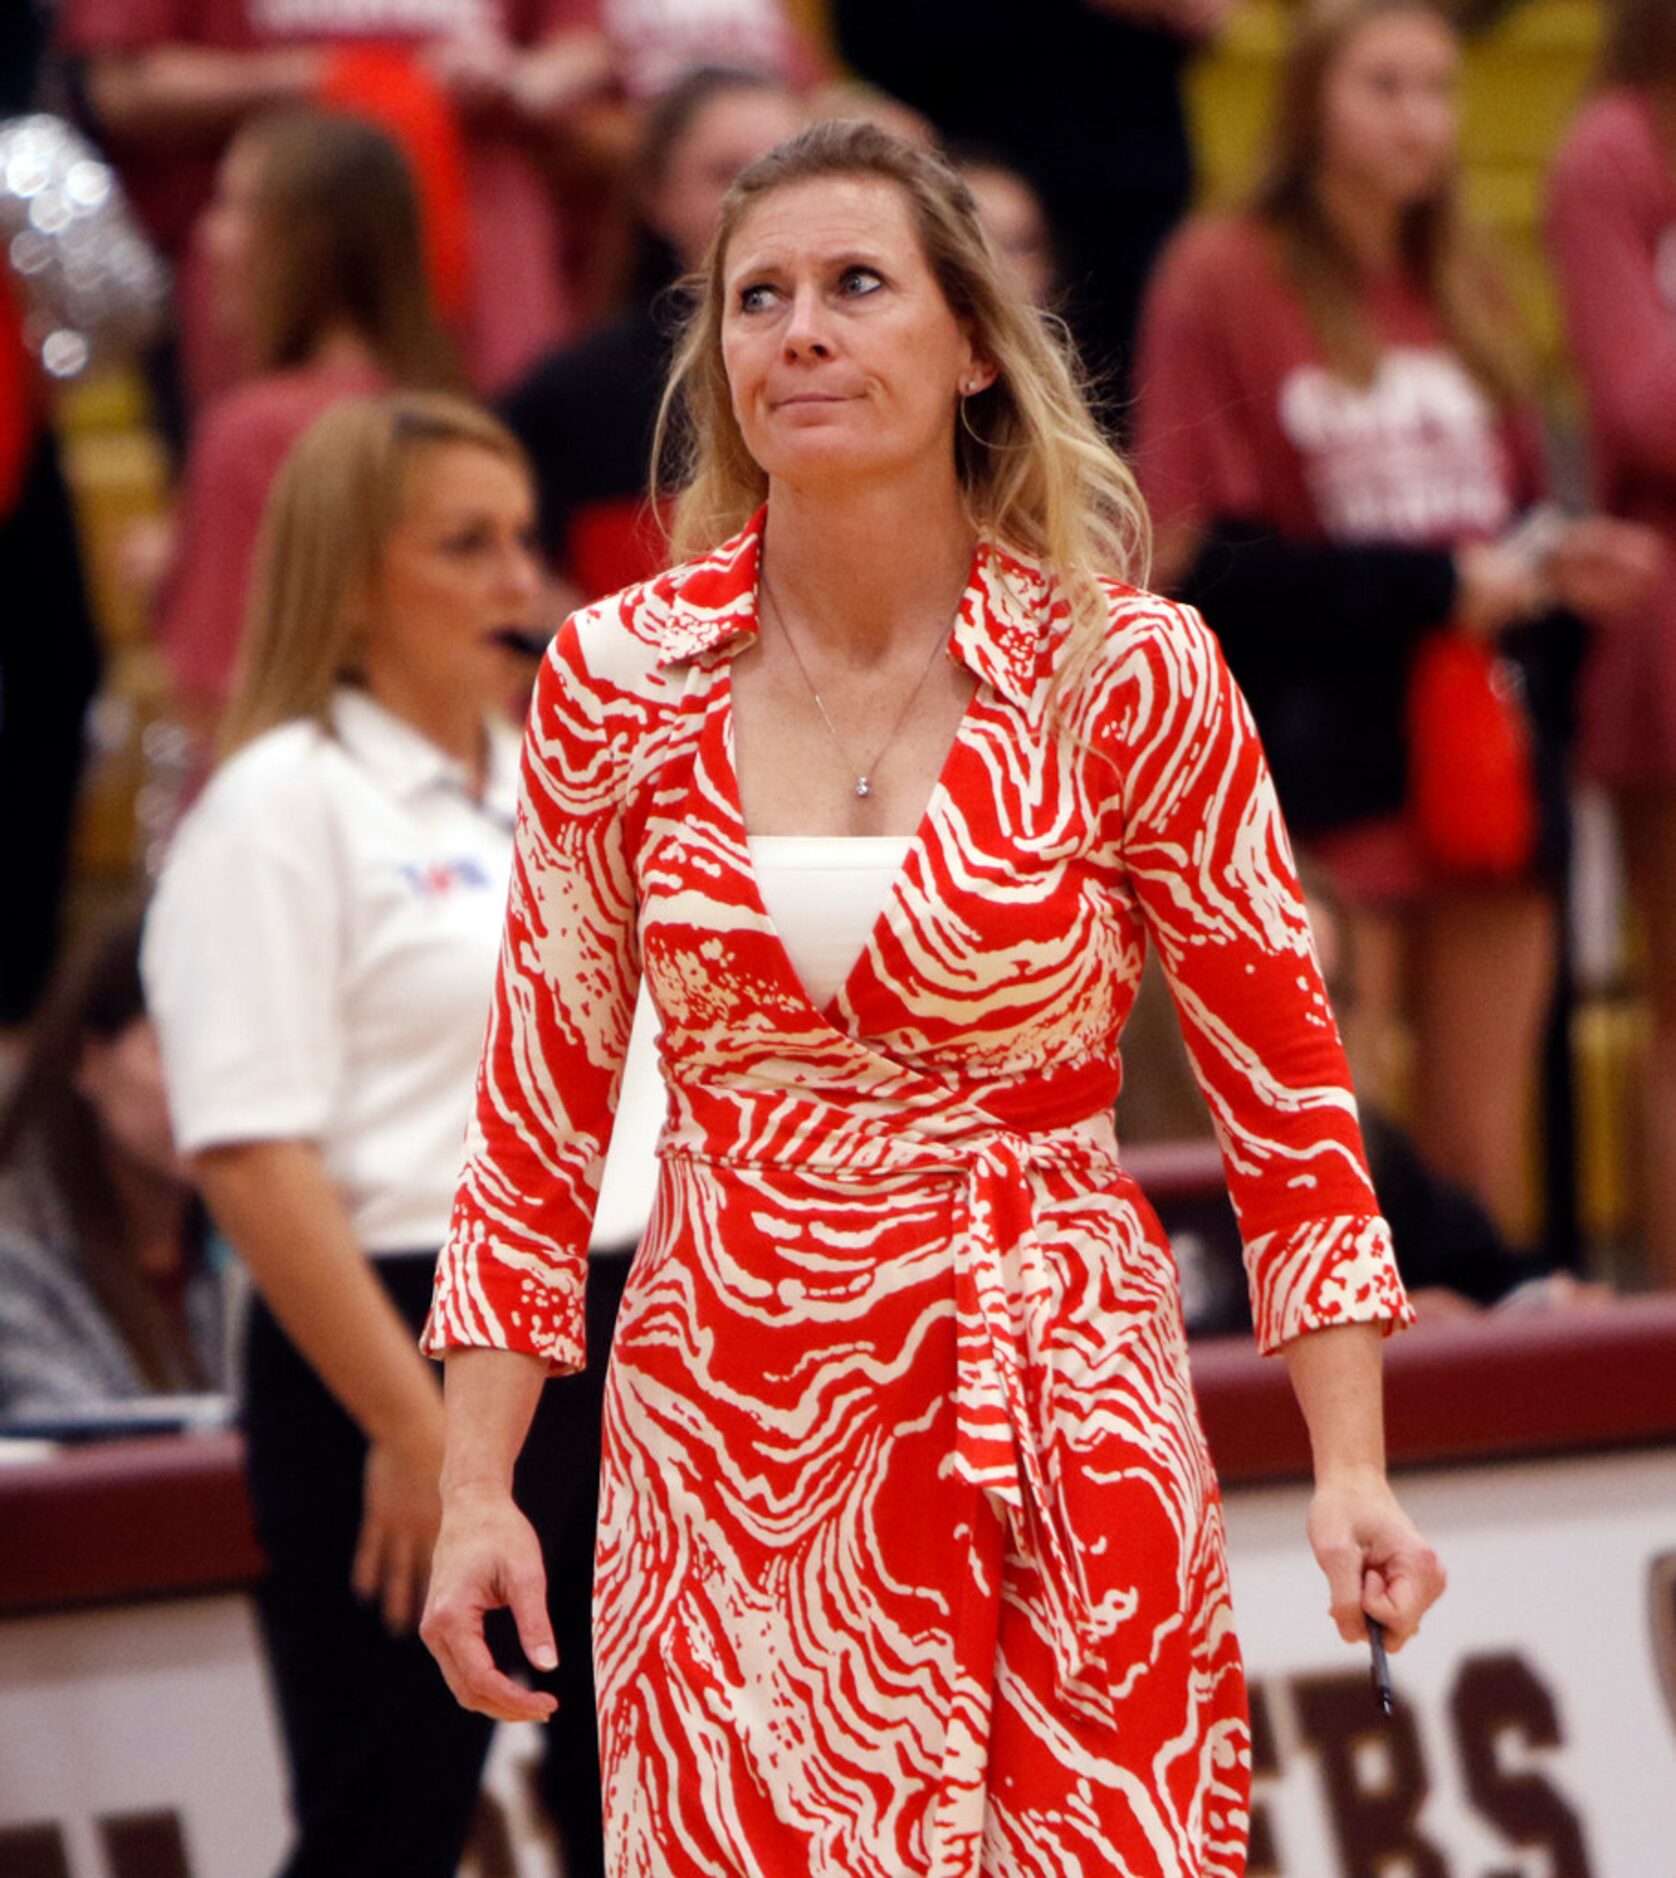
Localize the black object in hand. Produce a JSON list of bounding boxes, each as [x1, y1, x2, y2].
[[1367, 1615, 1394, 1717]]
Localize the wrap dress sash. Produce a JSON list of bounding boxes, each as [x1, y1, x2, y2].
[[663, 1067, 1128, 1735]]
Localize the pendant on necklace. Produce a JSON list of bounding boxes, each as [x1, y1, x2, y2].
[[854, 777, 871, 799]]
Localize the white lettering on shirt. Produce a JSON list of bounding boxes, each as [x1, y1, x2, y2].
[[249, 0, 492, 37], [604, 0, 788, 95], [1278, 347, 1513, 545]]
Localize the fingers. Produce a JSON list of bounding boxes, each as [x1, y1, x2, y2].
[[351, 1506, 384, 1608], [353, 1504, 431, 1634], [1368, 1542, 1448, 1651], [1312, 1479, 1447, 1657], [422, 1599, 558, 1725], [509, 1563, 558, 1674], [1550, 520, 1665, 618], [1315, 1536, 1370, 1645], [381, 1525, 417, 1634], [419, 1496, 555, 1722]]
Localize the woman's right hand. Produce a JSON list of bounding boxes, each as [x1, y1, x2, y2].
[[421, 1485, 559, 1723], [1453, 539, 1545, 639]]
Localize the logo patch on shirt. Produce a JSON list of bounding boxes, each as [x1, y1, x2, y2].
[[397, 858, 493, 898]]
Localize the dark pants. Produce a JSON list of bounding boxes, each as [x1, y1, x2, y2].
[[243, 1247, 632, 1878], [512, 1245, 632, 1878], [244, 1256, 493, 1877]]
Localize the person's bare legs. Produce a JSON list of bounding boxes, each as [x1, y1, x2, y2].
[[1407, 886, 1559, 1243], [1617, 787, 1676, 1288], [1338, 904, 1406, 1111]]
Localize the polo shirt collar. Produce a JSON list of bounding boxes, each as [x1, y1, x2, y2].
[[645, 506, 1057, 717], [330, 687, 520, 821]]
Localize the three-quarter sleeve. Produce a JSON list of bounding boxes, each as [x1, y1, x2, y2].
[[1103, 598, 1413, 1352], [423, 616, 644, 1371]]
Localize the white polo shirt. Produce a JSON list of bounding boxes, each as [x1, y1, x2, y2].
[[144, 687, 661, 1259]]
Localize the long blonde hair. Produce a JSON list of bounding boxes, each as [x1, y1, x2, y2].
[[653, 119, 1151, 658], [220, 393, 527, 758], [1252, 0, 1529, 404]]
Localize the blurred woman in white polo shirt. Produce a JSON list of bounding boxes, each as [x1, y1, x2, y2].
[[143, 392, 650, 1877]]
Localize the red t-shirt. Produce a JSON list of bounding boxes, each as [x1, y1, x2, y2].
[[1133, 215, 1546, 902], [1548, 91, 1676, 523], [161, 352, 387, 705], [57, 0, 595, 396], [1547, 89, 1676, 784], [1133, 215, 1539, 553]]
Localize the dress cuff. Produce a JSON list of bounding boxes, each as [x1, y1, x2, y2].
[[1245, 1213, 1414, 1356], [420, 1228, 587, 1373]]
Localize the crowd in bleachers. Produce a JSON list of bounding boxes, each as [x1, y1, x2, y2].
[[4, 0, 1676, 1863]]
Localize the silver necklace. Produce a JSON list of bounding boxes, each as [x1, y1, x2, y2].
[[761, 578, 953, 801]]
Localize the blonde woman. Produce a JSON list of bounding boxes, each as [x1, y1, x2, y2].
[[419, 122, 1443, 1877], [1134, 0, 1658, 1241], [145, 394, 546, 1875], [160, 111, 460, 727]]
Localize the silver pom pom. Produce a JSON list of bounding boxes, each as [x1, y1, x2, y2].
[[0, 114, 168, 380]]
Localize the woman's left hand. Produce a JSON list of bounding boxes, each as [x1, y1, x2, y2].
[[1306, 1466, 1446, 1650], [1545, 516, 1666, 624]]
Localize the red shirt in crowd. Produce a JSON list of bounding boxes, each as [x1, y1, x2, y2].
[[1133, 214, 1539, 556], [1132, 215, 1545, 901], [57, 0, 592, 400], [1547, 90, 1676, 788], [160, 351, 386, 706]]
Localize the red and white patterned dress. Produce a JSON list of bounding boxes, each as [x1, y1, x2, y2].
[[425, 510, 1411, 1877]]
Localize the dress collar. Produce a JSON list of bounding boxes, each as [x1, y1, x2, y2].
[[330, 686, 520, 822], [643, 506, 1061, 718]]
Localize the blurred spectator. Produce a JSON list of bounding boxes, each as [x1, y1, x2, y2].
[[1, 6, 104, 1039], [601, 0, 818, 101], [949, 146, 1059, 308], [144, 394, 544, 1875], [1133, 0, 1660, 1242], [0, 910, 223, 1420], [145, 390, 662, 1876], [505, 65, 803, 598], [512, 2, 819, 322], [833, 0, 1233, 397], [1547, 0, 1676, 1288], [804, 77, 933, 150], [56, 0, 612, 414], [159, 110, 458, 734]]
